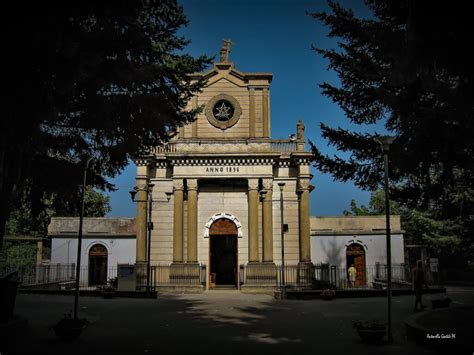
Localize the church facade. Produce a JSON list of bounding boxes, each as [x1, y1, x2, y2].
[[133, 42, 313, 290], [46, 43, 406, 292]]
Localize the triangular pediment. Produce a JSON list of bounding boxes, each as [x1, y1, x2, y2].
[[190, 63, 272, 88], [203, 68, 247, 87]]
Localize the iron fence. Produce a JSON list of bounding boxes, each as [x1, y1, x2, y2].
[[241, 263, 442, 290], [2, 262, 442, 291], [0, 263, 119, 289]]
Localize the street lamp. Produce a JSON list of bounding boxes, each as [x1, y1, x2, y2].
[[259, 189, 268, 254], [278, 182, 286, 300], [74, 157, 92, 321], [375, 135, 394, 342], [259, 189, 267, 265], [130, 184, 172, 293]]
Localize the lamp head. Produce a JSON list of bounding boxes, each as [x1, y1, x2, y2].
[[129, 189, 137, 201], [278, 182, 285, 192], [165, 192, 172, 202], [374, 135, 394, 152]]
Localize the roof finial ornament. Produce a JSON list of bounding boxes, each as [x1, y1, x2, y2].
[[220, 38, 234, 63]]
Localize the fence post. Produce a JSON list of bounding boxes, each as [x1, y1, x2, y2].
[[330, 265, 336, 288]]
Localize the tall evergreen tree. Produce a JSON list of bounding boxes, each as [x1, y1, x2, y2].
[[311, 0, 474, 265], [1, 1, 211, 247]]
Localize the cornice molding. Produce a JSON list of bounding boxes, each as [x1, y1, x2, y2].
[[170, 157, 275, 166]]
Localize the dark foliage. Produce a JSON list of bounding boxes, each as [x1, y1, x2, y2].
[[311, 0, 474, 265], [1, 1, 211, 246]]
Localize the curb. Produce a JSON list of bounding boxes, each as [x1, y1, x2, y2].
[[19, 289, 157, 298], [283, 287, 446, 300]]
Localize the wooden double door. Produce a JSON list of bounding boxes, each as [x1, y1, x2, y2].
[[209, 218, 238, 288], [346, 243, 366, 287]]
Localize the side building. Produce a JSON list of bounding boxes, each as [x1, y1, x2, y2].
[[49, 217, 136, 286], [311, 215, 406, 288]]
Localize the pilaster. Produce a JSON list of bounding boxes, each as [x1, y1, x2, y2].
[[262, 87, 270, 138], [249, 87, 256, 138], [191, 96, 198, 138], [135, 162, 149, 264], [298, 178, 311, 263]]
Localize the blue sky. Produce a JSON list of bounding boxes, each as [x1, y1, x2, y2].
[[107, 0, 383, 217]]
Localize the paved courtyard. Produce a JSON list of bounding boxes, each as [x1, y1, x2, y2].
[[10, 287, 473, 355]]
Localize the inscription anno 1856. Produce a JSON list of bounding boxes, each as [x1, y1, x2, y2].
[[206, 166, 240, 173]]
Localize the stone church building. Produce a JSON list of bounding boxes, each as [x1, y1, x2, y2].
[[48, 42, 405, 291], [133, 41, 314, 290]]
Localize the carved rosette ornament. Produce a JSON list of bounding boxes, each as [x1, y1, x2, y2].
[[205, 94, 242, 130]]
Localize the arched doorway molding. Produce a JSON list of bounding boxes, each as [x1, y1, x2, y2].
[[203, 212, 242, 238]]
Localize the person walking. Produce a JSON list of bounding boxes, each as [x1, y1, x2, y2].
[[412, 260, 428, 312], [348, 264, 357, 288]]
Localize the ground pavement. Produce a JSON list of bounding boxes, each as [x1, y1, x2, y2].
[[8, 286, 473, 355]]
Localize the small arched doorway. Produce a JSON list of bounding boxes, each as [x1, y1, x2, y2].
[[346, 243, 366, 287], [209, 218, 238, 288], [89, 244, 108, 286]]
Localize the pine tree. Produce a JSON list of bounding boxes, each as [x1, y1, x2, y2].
[[1, 0, 211, 247], [311, 0, 474, 265]]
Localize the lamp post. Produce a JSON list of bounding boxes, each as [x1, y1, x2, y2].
[[259, 189, 268, 270], [375, 135, 394, 342], [259, 189, 268, 261], [130, 184, 172, 294], [278, 182, 286, 300], [74, 157, 92, 321]]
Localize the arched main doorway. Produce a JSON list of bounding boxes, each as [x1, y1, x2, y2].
[[88, 244, 108, 286], [209, 218, 238, 288], [346, 243, 366, 287]]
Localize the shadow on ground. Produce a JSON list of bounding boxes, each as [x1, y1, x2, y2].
[[6, 288, 470, 355]]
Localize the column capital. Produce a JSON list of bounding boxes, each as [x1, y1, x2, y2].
[[297, 178, 311, 190], [173, 179, 184, 191], [262, 178, 273, 191], [248, 178, 259, 191], [187, 178, 198, 191]]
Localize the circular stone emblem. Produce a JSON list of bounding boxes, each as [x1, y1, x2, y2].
[[213, 100, 234, 121], [205, 94, 242, 130]]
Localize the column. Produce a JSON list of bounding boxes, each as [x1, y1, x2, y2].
[[248, 178, 259, 262], [298, 178, 311, 262], [187, 179, 198, 263], [173, 179, 184, 263], [262, 87, 270, 138], [135, 165, 148, 264], [262, 178, 273, 262], [249, 87, 256, 138]]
